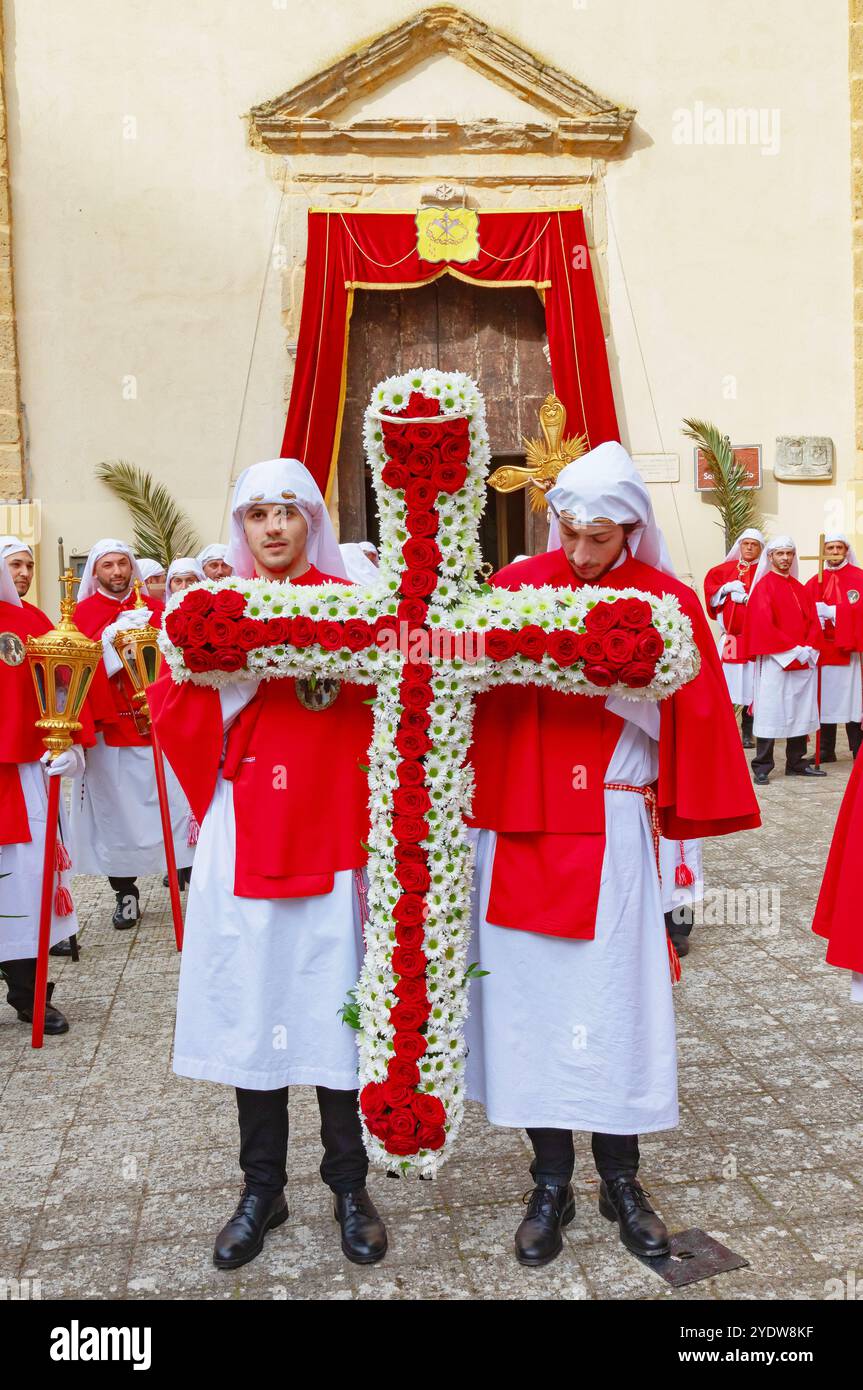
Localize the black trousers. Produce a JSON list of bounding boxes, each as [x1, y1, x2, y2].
[[236, 1085, 368, 1197], [109, 875, 138, 896], [665, 905, 693, 940], [741, 709, 754, 740], [820, 721, 863, 759], [527, 1129, 640, 1187], [0, 958, 53, 1013], [751, 734, 809, 776]]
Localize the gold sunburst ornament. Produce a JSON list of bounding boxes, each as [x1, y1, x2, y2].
[[488, 394, 587, 512]]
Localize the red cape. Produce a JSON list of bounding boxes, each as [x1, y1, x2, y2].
[[149, 566, 373, 899], [804, 564, 863, 667], [703, 557, 758, 663], [742, 570, 821, 664], [0, 599, 94, 845], [74, 590, 164, 747], [813, 750, 863, 971], [467, 548, 761, 938]]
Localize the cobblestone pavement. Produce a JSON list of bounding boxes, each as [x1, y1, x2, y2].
[[1, 745, 862, 1302]]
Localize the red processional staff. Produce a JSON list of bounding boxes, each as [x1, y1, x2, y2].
[[25, 570, 100, 1048], [110, 582, 184, 952]]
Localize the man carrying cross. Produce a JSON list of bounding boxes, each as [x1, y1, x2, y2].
[[149, 459, 389, 1271], [804, 532, 863, 762], [465, 442, 760, 1267]]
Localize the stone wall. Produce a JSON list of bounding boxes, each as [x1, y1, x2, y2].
[[0, 0, 22, 499]]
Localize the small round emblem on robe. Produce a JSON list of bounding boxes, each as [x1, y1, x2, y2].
[[848, 589, 860, 604], [295, 675, 341, 711], [0, 631, 26, 666]]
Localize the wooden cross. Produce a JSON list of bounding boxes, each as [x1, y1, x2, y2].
[[800, 533, 826, 583]]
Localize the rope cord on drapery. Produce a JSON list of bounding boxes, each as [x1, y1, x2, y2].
[[604, 189, 694, 579], [218, 186, 287, 541], [338, 212, 552, 269]]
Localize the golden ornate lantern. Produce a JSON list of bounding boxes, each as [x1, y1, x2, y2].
[[112, 580, 163, 734], [26, 569, 101, 755]]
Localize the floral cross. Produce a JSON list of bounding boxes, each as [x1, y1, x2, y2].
[[160, 368, 700, 1177]]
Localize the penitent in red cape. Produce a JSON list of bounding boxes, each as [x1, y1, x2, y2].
[[804, 563, 863, 666], [0, 598, 94, 845], [703, 556, 759, 662], [813, 754, 863, 973], [466, 547, 761, 939], [741, 569, 821, 665], [149, 566, 373, 900]]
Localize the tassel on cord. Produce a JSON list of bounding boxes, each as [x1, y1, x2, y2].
[[675, 839, 695, 888], [55, 841, 72, 871], [187, 814, 200, 847], [54, 884, 74, 917], [667, 934, 682, 985]]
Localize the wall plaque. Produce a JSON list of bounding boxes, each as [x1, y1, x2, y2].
[[774, 435, 834, 482]]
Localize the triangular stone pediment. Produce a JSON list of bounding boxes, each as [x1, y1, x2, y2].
[[248, 5, 635, 157]]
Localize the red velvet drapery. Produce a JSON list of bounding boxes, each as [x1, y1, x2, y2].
[[280, 206, 619, 497]]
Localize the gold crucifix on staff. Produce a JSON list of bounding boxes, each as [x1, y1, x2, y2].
[[488, 393, 587, 512]]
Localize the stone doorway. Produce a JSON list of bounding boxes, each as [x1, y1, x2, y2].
[[337, 276, 553, 566]]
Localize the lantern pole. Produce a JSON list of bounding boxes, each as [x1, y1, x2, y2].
[[32, 776, 63, 1047], [151, 726, 184, 951], [25, 569, 101, 1048], [112, 582, 184, 951]]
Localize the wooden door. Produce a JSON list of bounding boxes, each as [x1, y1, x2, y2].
[[338, 276, 552, 565]]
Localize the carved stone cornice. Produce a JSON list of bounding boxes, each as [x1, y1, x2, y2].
[[248, 6, 635, 158]]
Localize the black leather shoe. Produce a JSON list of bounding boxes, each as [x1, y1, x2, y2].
[[599, 1177, 669, 1257], [16, 1001, 69, 1035], [514, 1183, 576, 1267], [49, 939, 74, 957], [741, 734, 755, 749], [213, 1189, 288, 1270], [112, 889, 140, 930], [785, 764, 827, 777], [753, 772, 769, 785], [819, 752, 837, 764], [334, 1188, 387, 1265]]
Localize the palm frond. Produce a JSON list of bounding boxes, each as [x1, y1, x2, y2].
[[94, 461, 200, 568], [681, 418, 764, 550]]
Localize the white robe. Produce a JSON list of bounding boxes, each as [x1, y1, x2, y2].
[[713, 621, 755, 706], [68, 734, 194, 877], [0, 762, 76, 961], [465, 719, 678, 1135], [659, 835, 704, 914], [820, 656, 863, 725], [171, 682, 365, 1091], [751, 657, 820, 739]]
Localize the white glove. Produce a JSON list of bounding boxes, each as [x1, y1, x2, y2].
[[786, 645, 818, 667], [816, 602, 836, 625], [41, 745, 85, 778], [219, 679, 261, 732], [101, 608, 154, 677]]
